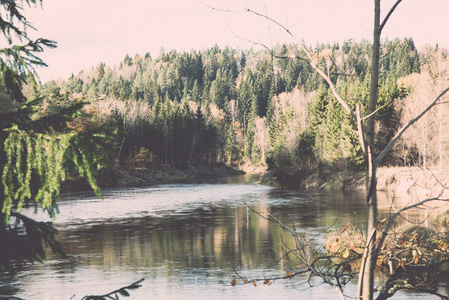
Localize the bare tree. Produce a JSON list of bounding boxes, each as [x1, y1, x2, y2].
[[254, 116, 269, 163], [397, 47, 449, 169], [206, 1, 449, 299]]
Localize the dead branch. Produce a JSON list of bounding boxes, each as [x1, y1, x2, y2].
[[361, 97, 394, 121], [378, 0, 404, 34]]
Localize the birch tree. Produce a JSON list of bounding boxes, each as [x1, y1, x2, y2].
[[254, 116, 269, 163]]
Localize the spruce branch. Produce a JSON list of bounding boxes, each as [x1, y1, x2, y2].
[[81, 278, 145, 300]]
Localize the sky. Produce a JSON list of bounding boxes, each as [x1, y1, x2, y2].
[[11, 0, 449, 83]]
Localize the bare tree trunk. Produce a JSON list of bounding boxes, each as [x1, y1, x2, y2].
[[438, 106, 443, 170], [359, 1, 381, 299], [116, 136, 126, 163], [187, 134, 197, 167], [423, 126, 427, 169], [164, 121, 169, 165]]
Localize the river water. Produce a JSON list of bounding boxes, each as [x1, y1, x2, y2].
[[0, 175, 443, 299]]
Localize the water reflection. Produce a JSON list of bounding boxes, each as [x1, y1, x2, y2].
[[0, 176, 438, 299]]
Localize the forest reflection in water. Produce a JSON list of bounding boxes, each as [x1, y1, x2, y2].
[[0, 175, 440, 299]]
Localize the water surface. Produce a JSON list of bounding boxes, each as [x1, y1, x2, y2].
[[0, 175, 441, 299]]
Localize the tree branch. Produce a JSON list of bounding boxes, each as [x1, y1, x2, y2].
[[244, 204, 352, 300], [375, 86, 449, 165], [293, 50, 358, 120], [196, 0, 243, 14], [361, 97, 394, 121], [357, 104, 367, 155], [375, 192, 448, 257], [378, 0, 404, 33], [206, 1, 358, 122], [81, 278, 144, 300], [244, 7, 295, 39]]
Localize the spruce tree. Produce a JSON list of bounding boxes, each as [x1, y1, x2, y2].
[[0, 0, 113, 268]]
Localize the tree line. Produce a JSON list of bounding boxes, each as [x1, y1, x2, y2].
[[37, 39, 448, 176]]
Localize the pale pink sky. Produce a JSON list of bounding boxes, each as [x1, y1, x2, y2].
[[15, 0, 449, 82]]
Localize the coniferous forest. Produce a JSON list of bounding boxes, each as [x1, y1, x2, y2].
[[36, 39, 449, 180]]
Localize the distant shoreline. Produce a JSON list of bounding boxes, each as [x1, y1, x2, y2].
[[64, 164, 449, 209], [262, 166, 449, 207]]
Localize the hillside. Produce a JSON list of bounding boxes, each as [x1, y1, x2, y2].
[[36, 40, 449, 181]]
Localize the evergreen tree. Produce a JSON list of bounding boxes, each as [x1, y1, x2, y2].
[[191, 79, 200, 103], [253, 58, 274, 117], [0, 0, 114, 268]]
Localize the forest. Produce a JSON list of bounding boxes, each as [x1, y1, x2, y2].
[[34, 38, 448, 180], [2, 1, 449, 299]]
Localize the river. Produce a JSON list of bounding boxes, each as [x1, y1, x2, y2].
[[0, 175, 444, 299]]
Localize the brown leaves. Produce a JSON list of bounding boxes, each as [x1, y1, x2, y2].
[[231, 277, 259, 287], [392, 257, 407, 271], [439, 243, 448, 252], [231, 278, 237, 287]]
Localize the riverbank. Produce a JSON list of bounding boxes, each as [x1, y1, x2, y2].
[[99, 163, 246, 188], [66, 162, 449, 206], [61, 163, 245, 193], [262, 166, 449, 205]]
